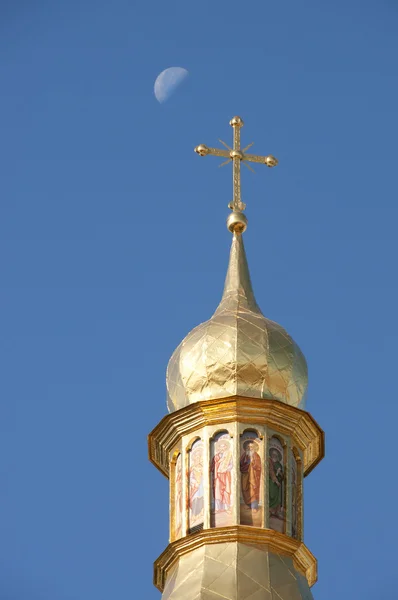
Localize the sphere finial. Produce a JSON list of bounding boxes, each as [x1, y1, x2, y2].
[[229, 116, 244, 128], [227, 211, 248, 234], [265, 155, 278, 168], [194, 144, 210, 156]]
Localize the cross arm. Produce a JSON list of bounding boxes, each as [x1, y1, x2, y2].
[[194, 145, 230, 159], [243, 153, 278, 167]]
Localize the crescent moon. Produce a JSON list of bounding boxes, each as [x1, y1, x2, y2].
[[154, 67, 189, 103]]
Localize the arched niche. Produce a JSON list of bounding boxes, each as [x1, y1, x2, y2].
[[238, 425, 264, 439], [210, 430, 234, 528], [268, 434, 287, 534], [239, 429, 264, 527], [291, 446, 303, 540], [187, 438, 204, 534], [170, 449, 182, 541]]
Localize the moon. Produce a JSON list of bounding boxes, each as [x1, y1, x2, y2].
[[154, 67, 189, 103]]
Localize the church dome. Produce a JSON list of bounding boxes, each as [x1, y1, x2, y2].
[[166, 231, 308, 413]]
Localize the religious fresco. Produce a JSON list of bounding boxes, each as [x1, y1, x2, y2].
[[188, 439, 204, 531], [269, 436, 285, 533], [239, 430, 263, 527], [174, 453, 183, 539], [290, 449, 298, 539], [210, 431, 233, 527]]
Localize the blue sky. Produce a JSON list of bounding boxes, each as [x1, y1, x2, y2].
[[0, 0, 398, 598]]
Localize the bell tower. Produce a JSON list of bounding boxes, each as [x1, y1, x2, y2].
[[148, 117, 324, 600]]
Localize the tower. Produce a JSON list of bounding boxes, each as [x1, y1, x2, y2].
[[148, 117, 324, 600]]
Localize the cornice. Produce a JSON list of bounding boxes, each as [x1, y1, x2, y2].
[[148, 396, 324, 477], [153, 525, 317, 591]]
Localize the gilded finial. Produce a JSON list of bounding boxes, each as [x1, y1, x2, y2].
[[194, 116, 278, 233], [229, 116, 244, 128]]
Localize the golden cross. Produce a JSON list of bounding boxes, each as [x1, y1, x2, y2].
[[194, 116, 278, 212]]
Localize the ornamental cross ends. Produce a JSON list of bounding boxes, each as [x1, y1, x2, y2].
[[194, 116, 278, 212]]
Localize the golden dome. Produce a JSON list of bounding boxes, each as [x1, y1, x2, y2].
[[166, 232, 308, 412]]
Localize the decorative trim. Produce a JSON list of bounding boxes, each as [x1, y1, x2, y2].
[[153, 525, 317, 591], [148, 396, 324, 479]]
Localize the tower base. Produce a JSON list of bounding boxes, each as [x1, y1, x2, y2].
[[158, 541, 314, 600]]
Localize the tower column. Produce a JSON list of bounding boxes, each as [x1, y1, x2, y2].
[[149, 116, 325, 599]]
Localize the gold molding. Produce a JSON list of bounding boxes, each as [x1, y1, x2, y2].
[[148, 396, 324, 479], [153, 525, 317, 591]]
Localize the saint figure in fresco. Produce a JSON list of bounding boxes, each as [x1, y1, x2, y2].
[[175, 454, 183, 538], [211, 439, 233, 512], [189, 446, 204, 526], [269, 447, 284, 518], [240, 440, 262, 511]]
